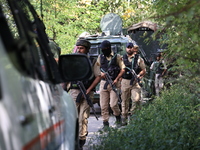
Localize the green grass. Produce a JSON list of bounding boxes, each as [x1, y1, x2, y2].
[[90, 82, 200, 150]]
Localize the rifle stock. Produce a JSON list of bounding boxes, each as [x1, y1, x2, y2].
[[77, 81, 99, 120]]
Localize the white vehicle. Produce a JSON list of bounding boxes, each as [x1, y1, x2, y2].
[[0, 0, 92, 150]]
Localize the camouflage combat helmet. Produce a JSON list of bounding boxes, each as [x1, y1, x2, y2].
[[76, 39, 91, 52]]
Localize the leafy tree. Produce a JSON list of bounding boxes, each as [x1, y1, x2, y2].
[[31, 0, 153, 54], [92, 82, 200, 150], [151, 0, 200, 82], [29, 0, 200, 149], [31, 0, 200, 84]]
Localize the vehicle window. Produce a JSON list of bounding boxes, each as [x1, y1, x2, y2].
[[1, 1, 20, 40], [111, 45, 117, 53], [89, 45, 100, 56], [89, 44, 122, 55], [32, 39, 49, 80], [1, 0, 51, 81], [1, 0, 34, 75], [90, 46, 98, 55], [18, 0, 50, 80], [0, 77, 2, 100]]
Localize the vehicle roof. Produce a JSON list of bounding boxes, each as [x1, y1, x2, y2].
[[83, 35, 132, 45], [128, 21, 158, 32], [100, 13, 122, 35]]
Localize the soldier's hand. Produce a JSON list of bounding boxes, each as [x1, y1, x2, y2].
[[137, 74, 143, 79], [86, 89, 90, 95], [113, 79, 118, 85], [101, 72, 106, 79], [158, 74, 162, 78]]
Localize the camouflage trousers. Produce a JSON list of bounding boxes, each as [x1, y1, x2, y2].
[[121, 78, 141, 118], [99, 80, 121, 122], [70, 89, 94, 140]]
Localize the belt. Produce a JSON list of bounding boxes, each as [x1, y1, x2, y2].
[[70, 87, 79, 89], [122, 77, 132, 80]]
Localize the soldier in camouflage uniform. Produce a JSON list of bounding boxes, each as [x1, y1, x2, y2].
[[150, 53, 167, 96]]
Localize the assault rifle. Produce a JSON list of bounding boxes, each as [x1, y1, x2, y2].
[[76, 81, 99, 120], [126, 67, 142, 86], [101, 69, 122, 103]]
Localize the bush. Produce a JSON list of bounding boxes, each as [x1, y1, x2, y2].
[[92, 82, 200, 150]]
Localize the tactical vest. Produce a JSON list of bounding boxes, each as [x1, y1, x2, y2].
[[156, 62, 165, 74], [122, 54, 141, 79], [100, 53, 120, 80], [70, 57, 95, 90]]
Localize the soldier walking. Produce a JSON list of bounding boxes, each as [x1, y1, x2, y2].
[[95, 40, 125, 129], [150, 53, 167, 96], [121, 43, 146, 126], [69, 39, 101, 150]]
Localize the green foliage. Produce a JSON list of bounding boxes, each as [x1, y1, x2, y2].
[[32, 0, 99, 54], [31, 0, 154, 54], [89, 1, 200, 149], [152, 0, 200, 79], [92, 82, 200, 150], [28, 0, 200, 149]]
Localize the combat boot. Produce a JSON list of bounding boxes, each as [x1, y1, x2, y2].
[[79, 139, 86, 150], [102, 121, 109, 130], [121, 117, 128, 126], [115, 115, 122, 127]]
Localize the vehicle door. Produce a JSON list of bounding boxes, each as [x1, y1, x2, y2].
[[17, 0, 66, 149], [0, 0, 63, 149]]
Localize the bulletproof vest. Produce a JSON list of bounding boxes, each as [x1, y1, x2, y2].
[[100, 53, 120, 80], [70, 57, 95, 90], [156, 62, 165, 74], [122, 54, 141, 79]]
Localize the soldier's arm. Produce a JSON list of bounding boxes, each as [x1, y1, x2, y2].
[[86, 57, 101, 94], [161, 60, 167, 76], [113, 69, 125, 84], [138, 57, 146, 79], [138, 69, 146, 79], [150, 62, 154, 70], [86, 75, 101, 94], [113, 54, 125, 84]]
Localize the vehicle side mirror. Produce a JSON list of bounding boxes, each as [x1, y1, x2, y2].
[[59, 54, 92, 81]]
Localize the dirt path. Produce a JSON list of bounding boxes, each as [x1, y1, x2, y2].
[[83, 104, 116, 150]]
